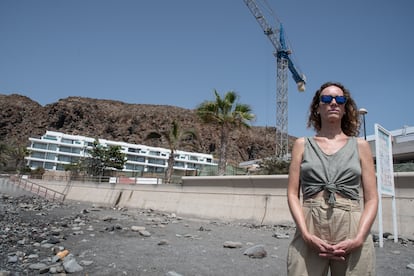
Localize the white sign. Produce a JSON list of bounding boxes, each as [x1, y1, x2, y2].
[[374, 124, 398, 247], [375, 124, 395, 196]]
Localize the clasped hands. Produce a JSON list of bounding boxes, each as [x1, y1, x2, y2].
[[304, 234, 362, 261]]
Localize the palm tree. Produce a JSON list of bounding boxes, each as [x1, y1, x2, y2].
[[8, 144, 31, 172], [196, 90, 255, 175], [145, 120, 198, 184], [0, 143, 9, 169]]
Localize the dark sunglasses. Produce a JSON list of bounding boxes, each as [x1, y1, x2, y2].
[[320, 95, 347, 105]]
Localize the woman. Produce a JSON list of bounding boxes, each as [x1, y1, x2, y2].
[[287, 82, 378, 275]]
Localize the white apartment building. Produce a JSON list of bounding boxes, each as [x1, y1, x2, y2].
[[25, 130, 217, 175]]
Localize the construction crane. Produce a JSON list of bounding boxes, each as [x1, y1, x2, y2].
[[243, 0, 306, 159]]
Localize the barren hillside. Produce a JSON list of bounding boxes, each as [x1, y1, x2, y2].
[[0, 94, 294, 164]]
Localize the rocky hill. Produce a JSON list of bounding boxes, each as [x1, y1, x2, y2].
[[0, 94, 294, 164]]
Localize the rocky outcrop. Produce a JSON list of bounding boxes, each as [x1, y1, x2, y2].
[[0, 94, 292, 163]]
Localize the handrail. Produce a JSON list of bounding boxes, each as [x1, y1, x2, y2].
[[9, 175, 66, 202]]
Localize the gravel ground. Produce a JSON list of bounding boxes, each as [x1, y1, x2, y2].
[[1, 183, 414, 276]]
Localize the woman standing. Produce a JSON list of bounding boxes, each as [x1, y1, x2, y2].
[[287, 82, 378, 275]]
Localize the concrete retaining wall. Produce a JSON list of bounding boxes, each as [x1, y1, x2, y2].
[[21, 173, 414, 238]]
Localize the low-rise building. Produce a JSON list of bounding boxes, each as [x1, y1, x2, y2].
[[367, 125, 414, 165], [25, 130, 217, 176]]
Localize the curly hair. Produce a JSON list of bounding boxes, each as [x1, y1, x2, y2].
[[307, 82, 361, 137]]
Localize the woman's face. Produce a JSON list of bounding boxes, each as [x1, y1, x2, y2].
[[317, 85, 346, 122]]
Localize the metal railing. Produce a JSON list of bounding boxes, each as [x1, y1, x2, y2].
[[9, 175, 66, 202]]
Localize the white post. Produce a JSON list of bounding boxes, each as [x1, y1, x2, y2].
[[392, 195, 398, 243], [378, 194, 384, 248]]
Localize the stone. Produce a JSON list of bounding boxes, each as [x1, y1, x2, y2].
[[272, 232, 290, 239], [131, 225, 146, 232], [139, 230, 151, 237], [243, 244, 267, 258], [158, 239, 170, 246], [29, 262, 48, 270], [223, 241, 243, 248], [63, 258, 84, 273]]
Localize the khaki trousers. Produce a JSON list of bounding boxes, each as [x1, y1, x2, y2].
[[287, 197, 375, 276]]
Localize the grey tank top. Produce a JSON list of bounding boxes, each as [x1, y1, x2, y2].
[[300, 137, 361, 204]]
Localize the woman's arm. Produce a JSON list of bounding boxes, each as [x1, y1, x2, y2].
[[287, 138, 307, 235], [332, 138, 378, 253], [287, 138, 337, 256], [355, 138, 379, 243]]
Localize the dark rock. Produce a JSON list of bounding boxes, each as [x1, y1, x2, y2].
[[0, 94, 293, 164]]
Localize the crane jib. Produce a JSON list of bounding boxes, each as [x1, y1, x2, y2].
[[243, 0, 306, 86]]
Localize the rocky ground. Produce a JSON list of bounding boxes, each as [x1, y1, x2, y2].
[[1, 190, 414, 276]]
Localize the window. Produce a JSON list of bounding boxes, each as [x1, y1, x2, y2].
[[43, 135, 57, 141], [59, 146, 81, 154], [47, 144, 58, 151], [147, 158, 165, 165], [71, 147, 81, 154], [147, 166, 165, 173], [32, 152, 45, 159], [57, 155, 78, 163], [59, 146, 72, 153], [125, 164, 144, 171], [29, 160, 43, 169], [187, 163, 202, 169], [58, 155, 72, 162], [56, 164, 66, 171], [32, 143, 48, 150], [126, 155, 145, 162], [45, 153, 56, 160], [61, 138, 74, 144], [44, 162, 54, 169], [189, 155, 199, 161]]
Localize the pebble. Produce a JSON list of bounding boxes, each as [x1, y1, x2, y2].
[[10, 190, 407, 275], [63, 257, 84, 273], [243, 244, 267, 258], [223, 241, 243, 248], [139, 230, 152, 237], [158, 239, 170, 246], [272, 232, 290, 239], [0, 193, 88, 274]]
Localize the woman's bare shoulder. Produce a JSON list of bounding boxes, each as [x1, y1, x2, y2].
[[356, 137, 370, 148], [291, 137, 306, 155], [356, 137, 373, 156], [293, 137, 306, 146]]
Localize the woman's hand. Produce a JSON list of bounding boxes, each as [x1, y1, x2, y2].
[[321, 238, 363, 261], [302, 232, 346, 261], [331, 237, 363, 256]]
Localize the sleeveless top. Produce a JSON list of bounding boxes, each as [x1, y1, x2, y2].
[[300, 137, 361, 204]]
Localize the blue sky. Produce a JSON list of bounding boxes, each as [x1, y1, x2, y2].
[[1, 0, 413, 138]]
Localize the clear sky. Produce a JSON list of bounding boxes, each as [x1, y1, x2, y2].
[[1, 0, 413, 138]]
